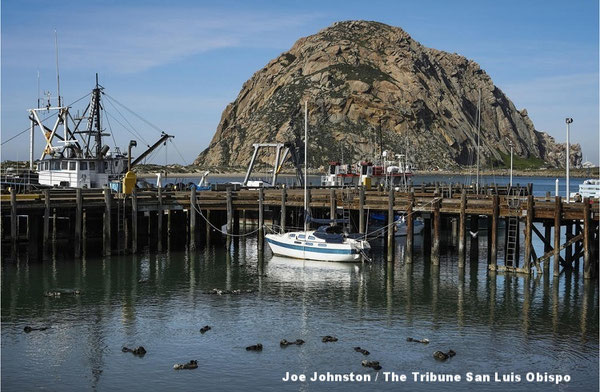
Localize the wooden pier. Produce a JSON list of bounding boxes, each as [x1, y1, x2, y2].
[[2, 184, 598, 278]]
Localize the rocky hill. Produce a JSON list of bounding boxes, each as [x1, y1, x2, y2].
[[194, 20, 581, 170]]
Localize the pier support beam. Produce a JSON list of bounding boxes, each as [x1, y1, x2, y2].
[[11, 187, 17, 258], [280, 187, 287, 233], [405, 190, 414, 263], [189, 187, 197, 250], [205, 210, 211, 244], [490, 195, 498, 269], [432, 196, 441, 265], [43, 190, 51, 258], [359, 187, 365, 234], [102, 188, 112, 256], [330, 189, 337, 225], [458, 191, 466, 267], [258, 187, 264, 246], [226, 187, 233, 248], [524, 194, 533, 271], [131, 189, 138, 254], [553, 196, 562, 277], [583, 198, 591, 279], [387, 187, 394, 263], [157, 187, 163, 251], [74, 188, 83, 258]]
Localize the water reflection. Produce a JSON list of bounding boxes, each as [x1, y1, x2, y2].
[[1, 235, 598, 391]]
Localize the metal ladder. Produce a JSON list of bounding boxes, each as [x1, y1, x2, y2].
[[505, 188, 522, 266]]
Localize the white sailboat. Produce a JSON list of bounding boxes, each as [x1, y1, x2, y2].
[[265, 102, 371, 262]]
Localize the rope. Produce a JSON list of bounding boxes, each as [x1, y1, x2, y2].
[[1, 92, 91, 146], [103, 93, 163, 134], [169, 139, 188, 165], [103, 97, 149, 145], [190, 200, 262, 238]]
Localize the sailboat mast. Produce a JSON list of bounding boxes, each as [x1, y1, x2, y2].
[[304, 101, 308, 233], [476, 88, 481, 193]]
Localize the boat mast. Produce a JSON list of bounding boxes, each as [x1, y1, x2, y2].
[[304, 101, 308, 233], [476, 88, 481, 193], [54, 30, 61, 107], [93, 73, 102, 157]]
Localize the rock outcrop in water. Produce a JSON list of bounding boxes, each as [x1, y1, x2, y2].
[[194, 20, 581, 170]]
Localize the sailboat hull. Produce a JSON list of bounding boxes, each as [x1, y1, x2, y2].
[[265, 233, 366, 262]]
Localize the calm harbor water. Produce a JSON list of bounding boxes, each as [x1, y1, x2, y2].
[[2, 230, 598, 391]]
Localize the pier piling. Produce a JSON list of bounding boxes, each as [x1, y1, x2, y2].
[[387, 187, 394, 263], [281, 187, 287, 233], [432, 195, 441, 265], [189, 187, 197, 250], [74, 188, 82, 258], [583, 198, 591, 279], [405, 190, 414, 263], [458, 191, 466, 267], [553, 196, 562, 277]]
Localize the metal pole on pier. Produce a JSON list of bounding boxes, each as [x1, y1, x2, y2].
[[565, 118, 573, 203], [509, 140, 513, 187]]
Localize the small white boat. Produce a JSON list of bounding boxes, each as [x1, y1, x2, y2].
[[570, 179, 600, 200], [395, 216, 425, 236], [266, 226, 370, 262]]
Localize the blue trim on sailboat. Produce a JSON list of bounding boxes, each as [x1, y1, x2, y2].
[[266, 238, 357, 254]]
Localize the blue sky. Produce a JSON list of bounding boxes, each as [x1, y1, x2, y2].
[[2, 0, 598, 165]]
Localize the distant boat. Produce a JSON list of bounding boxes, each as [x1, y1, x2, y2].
[[265, 102, 370, 262], [395, 216, 425, 236], [570, 179, 600, 200]]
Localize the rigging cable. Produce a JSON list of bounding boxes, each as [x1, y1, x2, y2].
[[1, 92, 91, 146]]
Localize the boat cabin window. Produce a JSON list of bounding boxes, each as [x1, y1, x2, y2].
[[288, 234, 295, 238], [308, 236, 316, 240], [89, 162, 96, 171], [69, 161, 76, 171], [61, 161, 68, 170], [52, 161, 61, 170], [298, 234, 305, 239], [294, 241, 301, 245], [318, 243, 327, 247], [80, 162, 88, 171]]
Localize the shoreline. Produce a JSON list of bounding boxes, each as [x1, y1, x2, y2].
[[137, 168, 598, 179]]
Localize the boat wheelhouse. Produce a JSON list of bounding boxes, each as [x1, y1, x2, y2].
[[29, 75, 172, 189]]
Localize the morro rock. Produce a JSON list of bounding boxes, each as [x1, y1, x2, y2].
[[194, 20, 580, 170]]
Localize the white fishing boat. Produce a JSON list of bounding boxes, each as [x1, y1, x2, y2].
[[265, 102, 370, 262], [28, 70, 172, 189]]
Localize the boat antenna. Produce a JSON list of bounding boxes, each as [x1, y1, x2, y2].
[[54, 29, 61, 107], [475, 88, 481, 193], [37, 69, 40, 108], [304, 100, 308, 233]]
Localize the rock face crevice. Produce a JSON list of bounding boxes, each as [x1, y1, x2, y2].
[[195, 20, 581, 169]]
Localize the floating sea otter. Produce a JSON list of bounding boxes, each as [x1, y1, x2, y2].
[[280, 339, 305, 347], [354, 347, 370, 355], [361, 360, 382, 371], [200, 325, 211, 334], [433, 350, 456, 361], [322, 336, 338, 343], [122, 346, 147, 356], [407, 337, 429, 344], [173, 360, 198, 370], [23, 326, 49, 333], [246, 344, 263, 351]]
